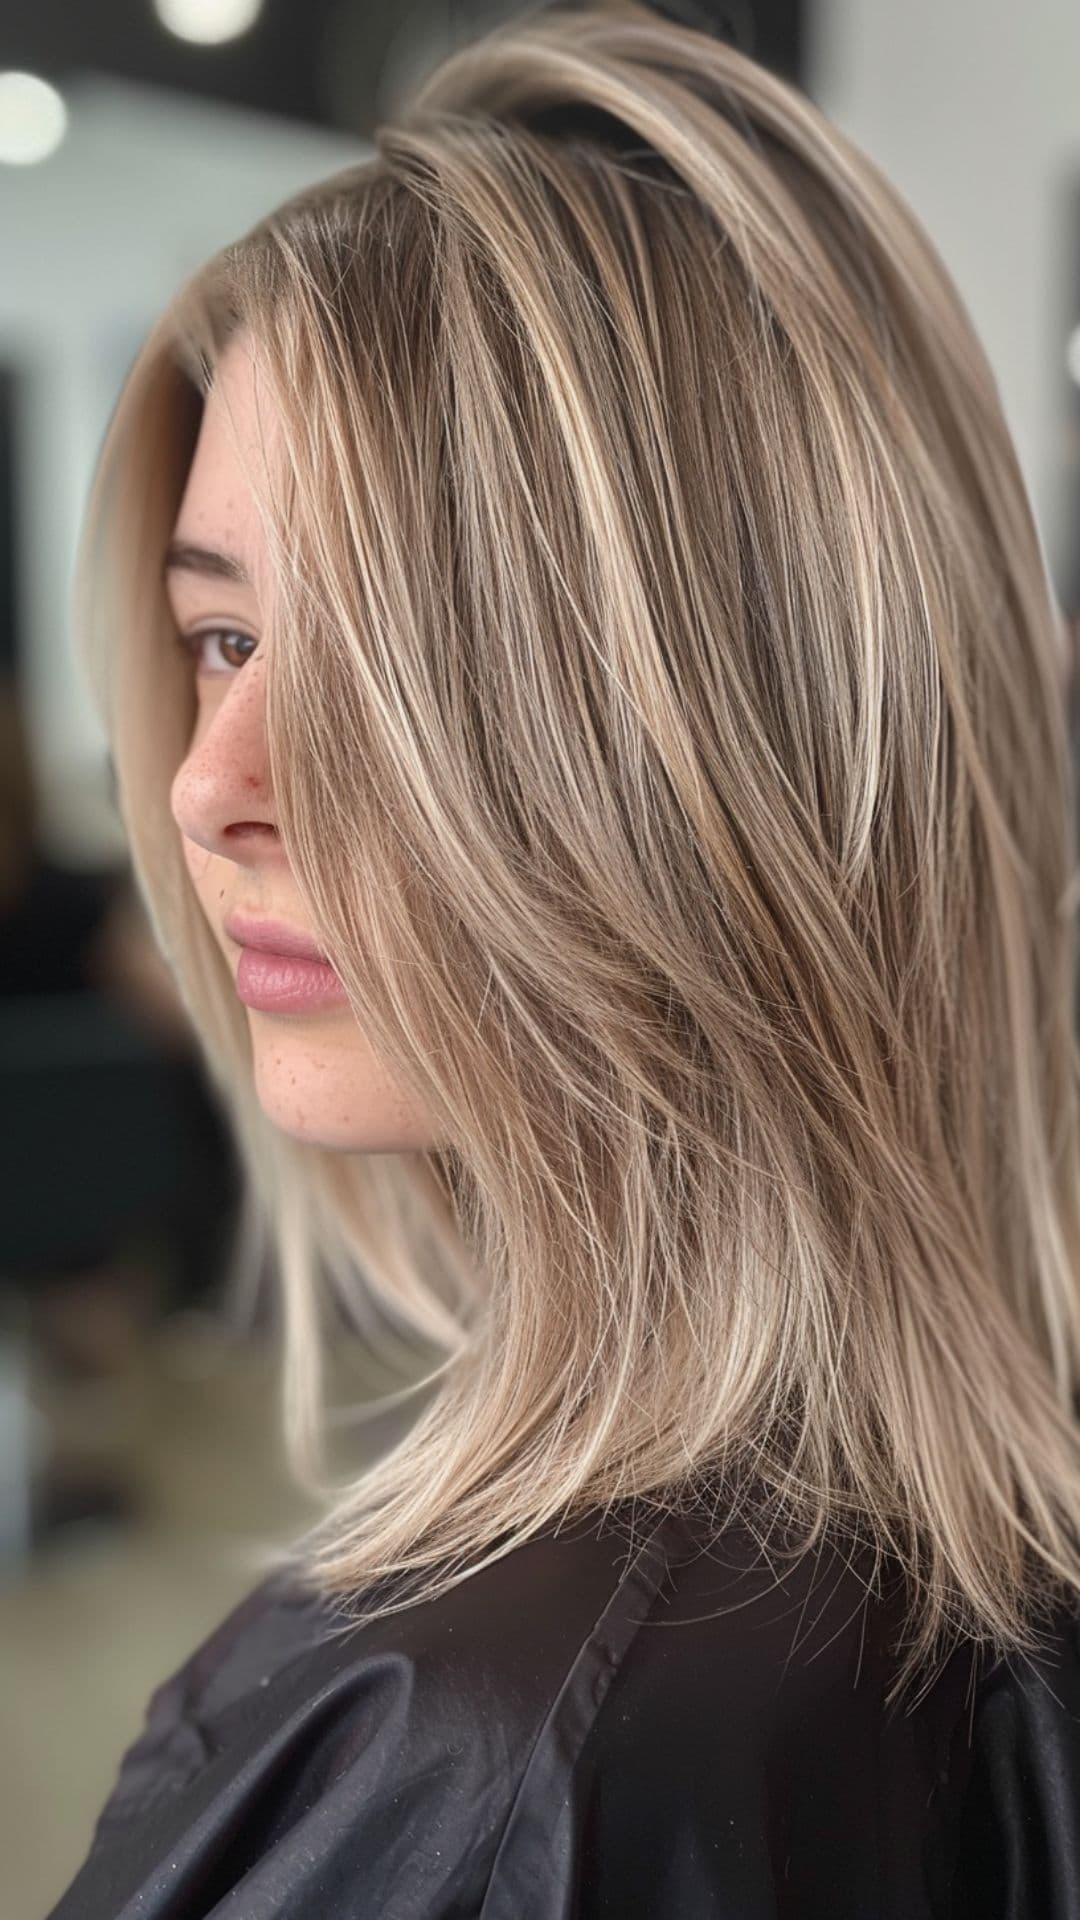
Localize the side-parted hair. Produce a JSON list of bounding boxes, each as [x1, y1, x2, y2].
[[73, 0, 1080, 1707]]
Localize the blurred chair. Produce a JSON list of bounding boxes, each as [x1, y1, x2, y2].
[[0, 984, 242, 1569], [0, 676, 241, 1570]]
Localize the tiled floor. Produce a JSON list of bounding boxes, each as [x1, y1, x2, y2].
[[0, 1306, 425, 1919]]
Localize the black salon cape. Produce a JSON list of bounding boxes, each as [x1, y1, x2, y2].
[[46, 1501, 1080, 1919]]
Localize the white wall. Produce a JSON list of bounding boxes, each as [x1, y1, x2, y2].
[[1, 73, 365, 863], [809, 0, 1080, 593]]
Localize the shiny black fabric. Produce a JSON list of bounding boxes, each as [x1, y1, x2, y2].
[[47, 1502, 1080, 1918]]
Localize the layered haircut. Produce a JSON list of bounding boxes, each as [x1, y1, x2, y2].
[[74, 0, 1080, 1707]]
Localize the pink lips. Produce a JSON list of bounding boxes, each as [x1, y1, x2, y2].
[[224, 912, 349, 1014]]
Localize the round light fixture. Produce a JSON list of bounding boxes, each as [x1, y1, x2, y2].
[[153, 0, 265, 48], [0, 71, 67, 166]]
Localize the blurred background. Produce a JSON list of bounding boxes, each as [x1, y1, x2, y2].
[[0, 1, 1077, 1913]]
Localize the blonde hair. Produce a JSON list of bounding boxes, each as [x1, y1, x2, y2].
[[74, 0, 1080, 1708]]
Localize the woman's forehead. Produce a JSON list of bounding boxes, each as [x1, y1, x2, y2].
[[170, 342, 278, 601]]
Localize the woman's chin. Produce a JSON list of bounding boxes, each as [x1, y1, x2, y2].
[[250, 1042, 437, 1153]]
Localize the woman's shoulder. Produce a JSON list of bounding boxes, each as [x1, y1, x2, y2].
[[45, 1503, 679, 1918], [83, 1496, 895, 1822], [45, 1500, 1080, 1919]]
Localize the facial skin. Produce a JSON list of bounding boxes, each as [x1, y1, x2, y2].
[[167, 336, 437, 1151]]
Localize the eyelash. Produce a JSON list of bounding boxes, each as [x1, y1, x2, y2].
[[175, 627, 257, 674]]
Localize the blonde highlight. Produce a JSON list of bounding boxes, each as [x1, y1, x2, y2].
[[74, 0, 1080, 1709]]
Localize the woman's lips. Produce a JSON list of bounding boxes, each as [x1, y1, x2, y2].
[[234, 946, 350, 1013]]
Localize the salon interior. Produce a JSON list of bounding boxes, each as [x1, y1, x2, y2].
[[0, 1, 1077, 1913]]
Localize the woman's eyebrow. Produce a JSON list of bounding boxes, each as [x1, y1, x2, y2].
[[163, 540, 253, 587]]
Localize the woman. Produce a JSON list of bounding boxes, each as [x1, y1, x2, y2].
[[48, 1, 1080, 1913]]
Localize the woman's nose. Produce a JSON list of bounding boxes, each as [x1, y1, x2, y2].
[[169, 656, 277, 858]]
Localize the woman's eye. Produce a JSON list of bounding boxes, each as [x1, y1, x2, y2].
[[176, 627, 257, 674]]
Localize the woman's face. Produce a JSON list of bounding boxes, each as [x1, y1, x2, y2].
[[167, 336, 438, 1152]]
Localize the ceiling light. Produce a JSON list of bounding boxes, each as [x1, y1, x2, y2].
[[153, 0, 264, 47], [0, 71, 67, 166]]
